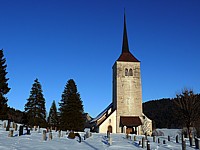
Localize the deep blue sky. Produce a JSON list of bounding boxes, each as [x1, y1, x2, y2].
[[1, 0, 200, 118]]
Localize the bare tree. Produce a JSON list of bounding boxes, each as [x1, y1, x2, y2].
[[173, 89, 200, 137]]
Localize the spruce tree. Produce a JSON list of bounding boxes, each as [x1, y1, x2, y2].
[[48, 100, 59, 128], [0, 49, 10, 120], [25, 78, 46, 127], [59, 79, 84, 131]]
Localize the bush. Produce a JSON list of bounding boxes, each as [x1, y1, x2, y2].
[[68, 131, 75, 139]]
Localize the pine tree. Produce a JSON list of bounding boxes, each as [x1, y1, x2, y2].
[[59, 79, 84, 131], [0, 49, 10, 120], [25, 78, 46, 127], [48, 100, 59, 128]]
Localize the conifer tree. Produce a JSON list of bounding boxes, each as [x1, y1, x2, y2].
[[48, 100, 59, 128], [0, 49, 10, 120], [59, 79, 84, 131], [25, 78, 46, 127]]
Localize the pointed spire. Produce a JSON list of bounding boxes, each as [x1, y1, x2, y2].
[[122, 10, 129, 53], [117, 10, 140, 62]]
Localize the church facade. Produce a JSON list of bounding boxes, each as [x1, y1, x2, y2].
[[91, 14, 152, 135]]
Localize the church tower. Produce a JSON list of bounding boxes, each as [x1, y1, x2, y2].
[[90, 12, 152, 135], [112, 13, 143, 133]]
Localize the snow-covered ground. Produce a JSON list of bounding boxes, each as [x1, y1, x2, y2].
[[0, 122, 198, 149]]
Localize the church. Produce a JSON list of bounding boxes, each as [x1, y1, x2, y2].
[[90, 13, 152, 135]]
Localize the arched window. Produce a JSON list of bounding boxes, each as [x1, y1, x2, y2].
[[129, 68, 133, 76], [125, 68, 128, 76]]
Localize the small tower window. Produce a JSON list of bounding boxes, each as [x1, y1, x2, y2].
[[125, 68, 128, 76], [129, 69, 133, 76]]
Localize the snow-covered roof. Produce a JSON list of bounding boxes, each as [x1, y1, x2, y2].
[[90, 103, 113, 123]]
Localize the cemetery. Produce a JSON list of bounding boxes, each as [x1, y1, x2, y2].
[[0, 120, 200, 150]]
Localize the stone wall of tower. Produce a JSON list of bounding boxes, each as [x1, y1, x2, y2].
[[112, 61, 143, 133]]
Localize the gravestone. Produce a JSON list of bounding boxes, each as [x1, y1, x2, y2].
[[58, 130, 61, 138], [37, 126, 40, 133], [14, 123, 17, 131], [8, 130, 14, 137], [34, 126, 37, 131], [153, 136, 156, 142], [27, 128, 30, 135], [19, 126, 23, 136], [182, 134, 184, 143], [195, 138, 200, 149], [75, 133, 81, 143], [158, 138, 160, 143], [134, 136, 136, 141], [6, 120, 10, 131], [142, 137, 145, 148], [176, 135, 179, 143], [107, 130, 110, 138], [84, 134, 86, 140], [15, 124, 18, 131], [163, 140, 166, 144], [86, 131, 90, 138], [43, 130, 47, 141], [108, 137, 112, 146], [49, 132, 52, 140], [182, 139, 186, 150], [147, 141, 150, 150], [189, 136, 193, 146], [61, 130, 63, 137], [168, 136, 170, 141]]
